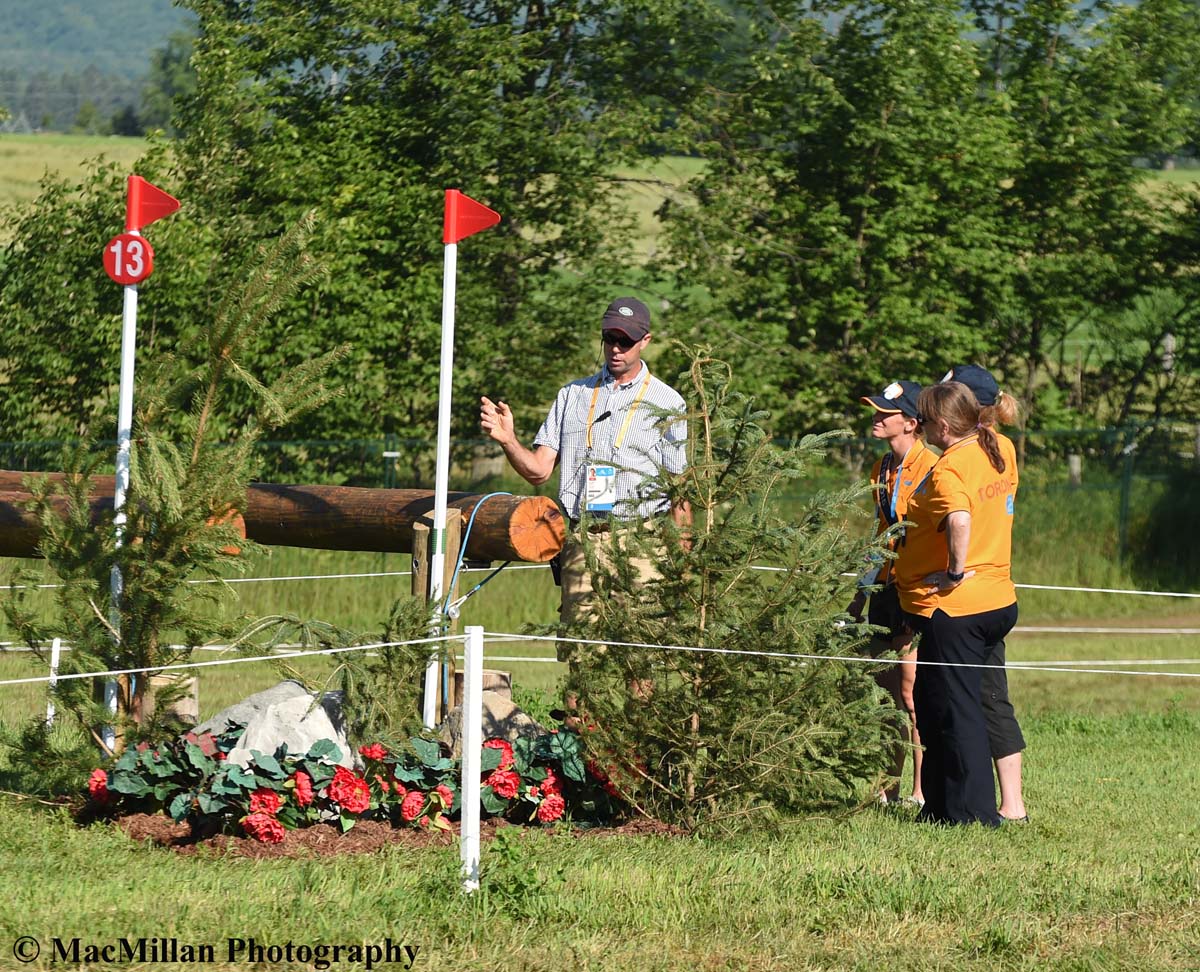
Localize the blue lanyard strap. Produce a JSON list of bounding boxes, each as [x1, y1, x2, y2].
[[876, 442, 915, 526]]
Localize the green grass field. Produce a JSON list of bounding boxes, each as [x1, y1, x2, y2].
[[0, 133, 147, 208], [0, 623, 1197, 971]]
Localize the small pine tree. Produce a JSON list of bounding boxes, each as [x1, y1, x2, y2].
[[3, 212, 348, 755], [557, 348, 895, 830]]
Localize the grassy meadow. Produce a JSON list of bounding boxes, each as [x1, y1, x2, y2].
[[0, 619, 1198, 971], [0, 133, 147, 214]]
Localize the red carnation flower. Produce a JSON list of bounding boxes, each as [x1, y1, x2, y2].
[[374, 774, 390, 795], [359, 743, 388, 761], [291, 771, 314, 808], [87, 768, 110, 804], [483, 738, 514, 770], [243, 812, 286, 844], [328, 765, 371, 814], [537, 793, 566, 824], [434, 783, 454, 808], [248, 788, 284, 816], [540, 766, 560, 795], [392, 779, 408, 801], [400, 789, 426, 822], [484, 768, 520, 800]]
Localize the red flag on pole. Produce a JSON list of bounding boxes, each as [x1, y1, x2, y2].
[[125, 175, 181, 232], [443, 189, 500, 244]]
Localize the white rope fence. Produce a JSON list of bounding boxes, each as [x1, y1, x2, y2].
[[5, 628, 1200, 690], [5, 561, 1200, 600], [0, 635, 459, 688]]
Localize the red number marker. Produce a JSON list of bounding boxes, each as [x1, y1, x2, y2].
[[103, 233, 155, 285]]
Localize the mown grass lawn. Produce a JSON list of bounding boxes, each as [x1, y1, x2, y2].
[[0, 702, 1198, 971], [1, 572, 1198, 971]]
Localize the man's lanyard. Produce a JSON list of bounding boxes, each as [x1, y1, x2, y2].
[[586, 369, 652, 453]]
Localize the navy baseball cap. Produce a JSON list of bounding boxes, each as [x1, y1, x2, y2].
[[941, 364, 999, 406], [601, 297, 651, 341], [860, 380, 922, 419]]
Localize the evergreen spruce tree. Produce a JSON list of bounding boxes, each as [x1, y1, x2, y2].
[[558, 349, 896, 830], [3, 213, 347, 755]]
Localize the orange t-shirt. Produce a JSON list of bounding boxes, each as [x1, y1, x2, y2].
[[896, 433, 1018, 617], [870, 439, 939, 586]]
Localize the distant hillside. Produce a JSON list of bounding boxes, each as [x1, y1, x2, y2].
[[0, 0, 193, 79]]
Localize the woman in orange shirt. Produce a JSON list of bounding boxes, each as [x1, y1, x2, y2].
[[941, 364, 1027, 822], [849, 380, 938, 806], [895, 380, 1020, 826]]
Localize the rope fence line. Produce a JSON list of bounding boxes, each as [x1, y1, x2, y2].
[[0, 563, 554, 593], [1012, 626, 1200, 635], [0, 635, 458, 689], [480, 632, 1200, 680], [4, 561, 1200, 600], [3, 628, 1200, 690]]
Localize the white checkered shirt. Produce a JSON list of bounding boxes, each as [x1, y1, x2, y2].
[[533, 363, 687, 522]]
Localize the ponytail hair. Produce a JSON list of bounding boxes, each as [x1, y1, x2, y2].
[[976, 391, 1018, 474], [977, 426, 1005, 475], [978, 391, 1020, 431]]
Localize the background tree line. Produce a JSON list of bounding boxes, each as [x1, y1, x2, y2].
[[2, 0, 1200, 483]]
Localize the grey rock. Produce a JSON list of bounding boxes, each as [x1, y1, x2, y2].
[[193, 679, 353, 769], [439, 690, 544, 758]]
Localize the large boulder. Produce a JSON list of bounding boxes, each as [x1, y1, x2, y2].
[[439, 690, 544, 758], [192, 679, 353, 769]]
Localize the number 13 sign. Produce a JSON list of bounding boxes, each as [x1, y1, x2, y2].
[[103, 232, 155, 285]]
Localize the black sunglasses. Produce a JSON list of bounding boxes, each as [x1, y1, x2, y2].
[[602, 332, 639, 351]]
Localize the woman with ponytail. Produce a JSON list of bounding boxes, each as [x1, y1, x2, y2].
[[894, 380, 1019, 826], [940, 364, 1027, 823]]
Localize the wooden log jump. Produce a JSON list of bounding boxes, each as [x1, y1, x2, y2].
[[0, 472, 564, 563]]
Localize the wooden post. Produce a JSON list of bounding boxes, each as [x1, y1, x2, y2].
[[412, 513, 462, 719], [1067, 453, 1082, 487]]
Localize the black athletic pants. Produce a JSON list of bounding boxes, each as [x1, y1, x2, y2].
[[907, 603, 1019, 827]]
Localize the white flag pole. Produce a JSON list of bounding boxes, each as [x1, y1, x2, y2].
[[46, 636, 62, 726], [460, 624, 484, 892], [103, 264, 140, 750], [423, 239, 458, 728]]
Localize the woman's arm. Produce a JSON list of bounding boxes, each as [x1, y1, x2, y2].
[[924, 510, 974, 592]]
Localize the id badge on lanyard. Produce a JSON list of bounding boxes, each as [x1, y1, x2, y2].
[[584, 464, 617, 511], [583, 371, 650, 513]]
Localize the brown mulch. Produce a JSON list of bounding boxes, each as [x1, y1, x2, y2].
[[113, 812, 686, 859]]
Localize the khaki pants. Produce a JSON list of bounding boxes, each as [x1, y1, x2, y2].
[[557, 523, 661, 663]]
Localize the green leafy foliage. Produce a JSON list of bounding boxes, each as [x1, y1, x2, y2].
[[0, 719, 99, 797], [4, 1, 1198, 460], [968, 0, 1200, 428], [334, 596, 435, 747], [86, 728, 617, 841]]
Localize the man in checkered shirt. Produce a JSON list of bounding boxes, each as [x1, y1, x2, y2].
[[480, 296, 691, 641]]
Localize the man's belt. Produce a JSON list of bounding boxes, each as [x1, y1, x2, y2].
[[568, 510, 668, 533]]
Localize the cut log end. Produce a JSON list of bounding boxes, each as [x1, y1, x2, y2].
[[505, 496, 565, 563]]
